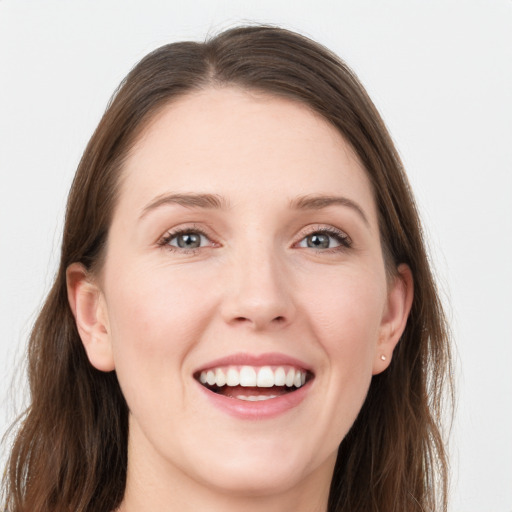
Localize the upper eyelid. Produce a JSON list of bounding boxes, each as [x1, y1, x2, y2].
[[159, 223, 216, 241], [294, 224, 350, 239]]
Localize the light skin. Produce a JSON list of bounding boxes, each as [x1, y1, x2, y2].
[[67, 87, 413, 512]]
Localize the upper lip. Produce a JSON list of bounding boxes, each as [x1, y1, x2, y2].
[[194, 352, 313, 374]]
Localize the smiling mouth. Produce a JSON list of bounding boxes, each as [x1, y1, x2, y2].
[[195, 365, 313, 401]]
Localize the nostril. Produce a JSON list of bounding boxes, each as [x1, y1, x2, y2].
[[231, 315, 286, 327]]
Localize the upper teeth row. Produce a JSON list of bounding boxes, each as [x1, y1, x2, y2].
[[198, 366, 307, 388]]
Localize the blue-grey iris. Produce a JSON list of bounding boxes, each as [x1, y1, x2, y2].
[[177, 233, 201, 248], [307, 234, 330, 248]]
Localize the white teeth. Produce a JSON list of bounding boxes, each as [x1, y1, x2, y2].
[[274, 367, 286, 386], [285, 368, 295, 387], [215, 368, 226, 387], [226, 368, 240, 386], [240, 366, 257, 387], [198, 365, 308, 389], [206, 370, 216, 386], [256, 366, 275, 387]]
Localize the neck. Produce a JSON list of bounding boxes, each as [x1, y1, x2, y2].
[[119, 478, 330, 512], [117, 423, 334, 512]]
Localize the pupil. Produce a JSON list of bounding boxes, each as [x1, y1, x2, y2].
[[307, 234, 329, 248], [177, 233, 201, 248]]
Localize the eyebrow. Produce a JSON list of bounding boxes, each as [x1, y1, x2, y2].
[[139, 193, 228, 219], [290, 194, 370, 226], [139, 192, 369, 226]]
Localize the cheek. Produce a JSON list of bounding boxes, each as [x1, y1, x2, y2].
[[103, 263, 218, 400], [300, 268, 385, 423], [107, 262, 211, 340], [304, 267, 385, 353]]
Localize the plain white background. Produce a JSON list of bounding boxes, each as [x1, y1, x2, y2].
[[0, 1, 511, 510]]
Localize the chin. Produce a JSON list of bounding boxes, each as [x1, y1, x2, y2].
[[199, 462, 303, 497], [187, 438, 325, 498]]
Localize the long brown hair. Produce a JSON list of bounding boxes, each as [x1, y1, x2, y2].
[[2, 25, 452, 512]]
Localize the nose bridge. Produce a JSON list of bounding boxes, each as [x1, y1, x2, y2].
[[222, 233, 294, 329]]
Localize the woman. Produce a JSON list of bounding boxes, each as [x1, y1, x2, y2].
[[2, 26, 451, 512]]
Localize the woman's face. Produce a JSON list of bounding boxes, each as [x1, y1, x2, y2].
[[78, 87, 410, 499]]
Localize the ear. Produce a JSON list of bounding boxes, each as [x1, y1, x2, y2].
[[66, 262, 115, 372], [373, 263, 414, 375]]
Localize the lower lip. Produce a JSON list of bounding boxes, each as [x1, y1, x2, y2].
[[196, 380, 312, 419]]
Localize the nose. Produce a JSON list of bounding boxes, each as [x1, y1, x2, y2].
[[220, 244, 296, 331]]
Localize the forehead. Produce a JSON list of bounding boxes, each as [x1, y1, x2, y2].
[[118, 87, 376, 220]]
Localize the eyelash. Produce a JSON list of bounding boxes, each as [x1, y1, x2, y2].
[[158, 226, 214, 254], [157, 225, 353, 254], [296, 226, 353, 252]]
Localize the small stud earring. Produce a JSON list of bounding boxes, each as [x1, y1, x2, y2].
[[380, 354, 387, 361]]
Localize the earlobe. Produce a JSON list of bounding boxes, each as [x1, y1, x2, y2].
[[66, 262, 115, 372], [373, 264, 414, 375]]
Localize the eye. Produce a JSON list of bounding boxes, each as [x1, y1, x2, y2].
[[170, 232, 204, 249], [159, 228, 214, 252], [296, 228, 352, 250]]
